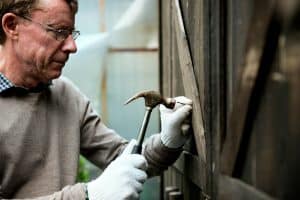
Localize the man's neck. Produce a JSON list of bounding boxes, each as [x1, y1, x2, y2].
[[0, 46, 41, 89]]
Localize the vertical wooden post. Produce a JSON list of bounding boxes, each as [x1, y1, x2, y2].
[[99, 0, 106, 32]]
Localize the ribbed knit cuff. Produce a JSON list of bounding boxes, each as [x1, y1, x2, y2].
[[84, 183, 89, 200], [144, 134, 183, 176]]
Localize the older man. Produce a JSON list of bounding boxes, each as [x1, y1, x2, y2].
[[0, 0, 192, 199]]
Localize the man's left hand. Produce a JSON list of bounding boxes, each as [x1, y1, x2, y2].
[[160, 96, 193, 148]]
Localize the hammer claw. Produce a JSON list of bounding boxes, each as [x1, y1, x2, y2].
[[124, 92, 144, 105], [124, 90, 177, 154], [124, 90, 176, 109]]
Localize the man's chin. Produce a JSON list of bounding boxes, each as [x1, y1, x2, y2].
[[47, 63, 65, 79], [42, 70, 63, 82], [49, 70, 62, 80]]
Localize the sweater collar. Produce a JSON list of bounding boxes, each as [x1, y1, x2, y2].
[[0, 73, 14, 93], [0, 73, 52, 93]]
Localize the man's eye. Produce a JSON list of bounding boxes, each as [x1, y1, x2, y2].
[[56, 29, 70, 36], [57, 29, 68, 34]]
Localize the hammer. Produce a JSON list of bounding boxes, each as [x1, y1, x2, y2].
[[124, 90, 176, 154]]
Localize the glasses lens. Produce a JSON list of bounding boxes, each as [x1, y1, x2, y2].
[[20, 15, 80, 41], [53, 30, 70, 41], [72, 31, 80, 40]]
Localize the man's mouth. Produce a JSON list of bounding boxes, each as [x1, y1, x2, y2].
[[53, 60, 66, 66]]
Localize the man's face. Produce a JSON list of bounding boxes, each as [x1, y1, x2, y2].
[[14, 0, 77, 83]]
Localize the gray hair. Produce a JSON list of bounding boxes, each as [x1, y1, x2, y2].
[[0, 0, 78, 44]]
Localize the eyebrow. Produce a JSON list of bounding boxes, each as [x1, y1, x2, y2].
[[47, 23, 75, 31]]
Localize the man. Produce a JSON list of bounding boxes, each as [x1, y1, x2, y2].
[[0, 0, 193, 199]]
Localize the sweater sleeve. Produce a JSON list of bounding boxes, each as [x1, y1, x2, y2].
[[78, 98, 183, 175], [78, 94, 128, 169], [58, 77, 182, 175], [2, 184, 86, 200], [78, 96, 183, 175], [78, 99, 183, 176], [58, 77, 128, 169], [143, 134, 183, 177]]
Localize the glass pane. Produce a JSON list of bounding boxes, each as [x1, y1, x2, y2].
[[63, 0, 160, 199]]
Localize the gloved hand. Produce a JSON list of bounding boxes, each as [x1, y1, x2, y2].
[[87, 139, 148, 200], [160, 96, 193, 148]]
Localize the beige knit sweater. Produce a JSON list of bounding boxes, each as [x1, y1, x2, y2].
[[0, 77, 181, 199]]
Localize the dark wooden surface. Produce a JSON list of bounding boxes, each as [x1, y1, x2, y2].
[[221, 0, 276, 175], [173, 0, 206, 163], [160, 0, 300, 199], [161, 0, 221, 199]]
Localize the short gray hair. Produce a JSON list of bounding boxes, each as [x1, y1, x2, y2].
[[0, 0, 78, 44]]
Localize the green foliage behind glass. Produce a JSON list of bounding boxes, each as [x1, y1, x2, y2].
[[76, 155, 90, 182]]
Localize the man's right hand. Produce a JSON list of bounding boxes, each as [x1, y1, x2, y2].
[[87, 139, 148, 200]]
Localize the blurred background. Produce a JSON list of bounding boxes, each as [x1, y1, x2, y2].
[[63, 0, 160, 199]]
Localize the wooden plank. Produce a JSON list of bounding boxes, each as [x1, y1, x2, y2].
[[98, 0, 106, 32], [277, 2, 300, 198], [256, 76, 289, 196], [220, 0, 276, 175], [160, 0, 173, 97], [172, 15, 185, 96], [171, 151, 211, 199], [206, 0, 223, 198], [218, 175, 275, 200], [172, 151, 206, 189], [280, 27, 300, 199], [179, 0, 206, 108], [173, 0, 207, 163]]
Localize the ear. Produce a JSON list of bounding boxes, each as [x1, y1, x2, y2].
[[2, 13, 20, 40]]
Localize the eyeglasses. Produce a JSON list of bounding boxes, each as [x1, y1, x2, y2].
[[19, 15, 80, 41]]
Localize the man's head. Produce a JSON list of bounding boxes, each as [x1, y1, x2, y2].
[[0, 0, 78, 87], [0, 0, 78, 44]]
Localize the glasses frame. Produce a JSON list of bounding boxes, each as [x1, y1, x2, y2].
[[19, 15, 80, 41]]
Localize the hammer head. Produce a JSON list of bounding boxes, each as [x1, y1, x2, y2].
[[124, 90, 176, 109]]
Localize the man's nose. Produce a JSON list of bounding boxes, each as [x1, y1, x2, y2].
[[62, 35, 77, 53]]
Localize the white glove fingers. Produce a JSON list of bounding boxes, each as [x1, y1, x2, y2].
[[173, 99, 192, 110], [160, 96, 193, 148], [130, 168, 148, 183], [173, 104, 192, 122], [122, 139, 137, 155], [160, 97, 193, 112], [174, 96, 193, 105], [125, 188, 140, 200], [121, 180, 141, 199], [128, 154, 148, 170], [116, 154, 148, 173], [87, 148, 148, 200], [131, 179, 144, 193], [159, 104, 173, 113]]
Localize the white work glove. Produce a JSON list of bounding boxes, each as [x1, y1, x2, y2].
[[87, 139, 148, 200], [160, 96, 193, 148]]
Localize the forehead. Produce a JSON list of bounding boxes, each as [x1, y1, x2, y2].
[[33, 0, 75, 20]]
